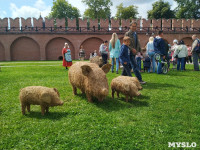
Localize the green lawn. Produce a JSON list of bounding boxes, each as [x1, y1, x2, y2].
[[0, 61, 199, 149]]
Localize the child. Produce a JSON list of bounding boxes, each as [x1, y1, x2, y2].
[[143, 56, 151, 72], [119, 36, 132, 77], [136, 52, 143, 72]]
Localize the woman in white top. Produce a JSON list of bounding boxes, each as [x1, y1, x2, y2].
[[173, 40, 188, 71], [146, 36, 156, 72]]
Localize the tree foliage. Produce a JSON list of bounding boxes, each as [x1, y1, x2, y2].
[[82, 0, 113, 19], [116, 3, 138, 19], [174, 0, 200, 19], [147, 0, 175, 19], [48, 0, 80, 19]]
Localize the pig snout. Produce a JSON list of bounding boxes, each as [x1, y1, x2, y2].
[[60, 101, 64, 105], [101, 88, 108, 96]]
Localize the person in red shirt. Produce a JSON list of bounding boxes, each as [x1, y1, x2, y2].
[[62, 43, 72, 70], [186, 44, 192, 64]]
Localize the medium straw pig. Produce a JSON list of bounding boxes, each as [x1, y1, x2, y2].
[[68, 62, 111, 102], [116, 76, 143, 90], [111, 76, 141, 102], [89, 56, 104, 67], [19, 86, 64, 115]]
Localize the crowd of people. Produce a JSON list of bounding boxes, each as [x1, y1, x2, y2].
[[61, 21, 200, 83]]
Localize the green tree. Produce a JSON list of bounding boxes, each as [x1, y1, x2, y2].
[[116, 3, 138, 19], [174, 0, 200, 19], [147, 0, 175, 19], [48, 0, 80, 19], [82, 0, 113, 19]]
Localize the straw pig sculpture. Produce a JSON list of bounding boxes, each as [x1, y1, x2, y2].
[[116, 76, 143, 90], [68, 62, 111, 102], [19, 86, 64, 115], [89, 56, 104, 67], [111, 76, 141, 102]]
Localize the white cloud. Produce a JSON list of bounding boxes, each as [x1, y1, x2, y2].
[[0, 10, 7, 18], [10, 0, 51, 19]]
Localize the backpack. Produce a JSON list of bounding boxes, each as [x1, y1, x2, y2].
[[194, 39, 200, 53]]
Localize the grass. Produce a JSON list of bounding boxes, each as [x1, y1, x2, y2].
[[0, 61, 200, 150]]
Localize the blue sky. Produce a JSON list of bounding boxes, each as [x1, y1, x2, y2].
[[0, 0, 177, 19]]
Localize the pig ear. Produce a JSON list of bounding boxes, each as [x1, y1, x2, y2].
[[81, 65, 92, 76], [40, 92, 51, 103], [101, 64, 112, 74], [53, 88, 60, 97]]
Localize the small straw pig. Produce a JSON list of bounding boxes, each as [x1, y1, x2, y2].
[[68, 62, 111, 102], [89, 56, 104, 67], [19, 86, 64, 115], [111, 76, 141, 102]]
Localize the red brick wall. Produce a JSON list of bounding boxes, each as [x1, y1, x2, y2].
[[56, 18, 65, 28], [10, 18, 20, 28], [81, 37, 103, 59], [67, 18, 76, 27], [162, 19, 171, 31], [79, 18, 87, 27], [46, 37, 75, 60], [191, 19, 200, 28], [111, 18, 120, 31], [182, 19, 191, 28], [21, 17, 32, 27], [0, 42, 5, 61], [10, 37, 40, 61], [121, 19, 130, 28], [172, 19, 182, 31], [152, 19, 161, 29], [33, 18, 43, 27], [0, 18, 8, 27], [89, 19, 98, 28], [45, 18, 54, 27], [100, 19, 109, 28]]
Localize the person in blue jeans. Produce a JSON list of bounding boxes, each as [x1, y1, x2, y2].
[[124, 21, 146, 84], [109, 33, 121, 74], [146, 36, 156, 73], [136, 52, 143, 71], [173, 40, 188, 71], [153, 30, 166, 74], [119, 37, 132, 77]]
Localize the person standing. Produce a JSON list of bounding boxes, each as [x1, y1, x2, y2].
[[173, 40, 188, 71], [62, 42, 72, 70], [191, 34, 200, 71], [119, 37, 132, 77], [99, 41, 108, 64], [186, 44, 192, 64], [124, 21, 146, 84], [153, 30, 166, 74], [109, 33, 121, 74], [146, 36, 156, 73], [79, 45, 85, 61]]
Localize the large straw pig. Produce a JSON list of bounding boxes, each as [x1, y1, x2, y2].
[[111, 76, 141, 102], [68, 62, 111, 102], [19, 86, 64, 115]]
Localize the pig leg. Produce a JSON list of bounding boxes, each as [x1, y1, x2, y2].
[[21, 102, 26, 115], [40, 105, 45, 116], [46, 107, 49, 113], [72, 86, 77, 95], [86, 93, 93, 103], [27, 104, 30, 113], [117, 92, 120, 98], [112, 89, 115, 99], [125, 95, 129, 102]]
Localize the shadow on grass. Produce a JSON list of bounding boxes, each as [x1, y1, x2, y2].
[[143, 82, 183, 89], [25, 111, 68, 120], [93, 95, 149, 112]]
